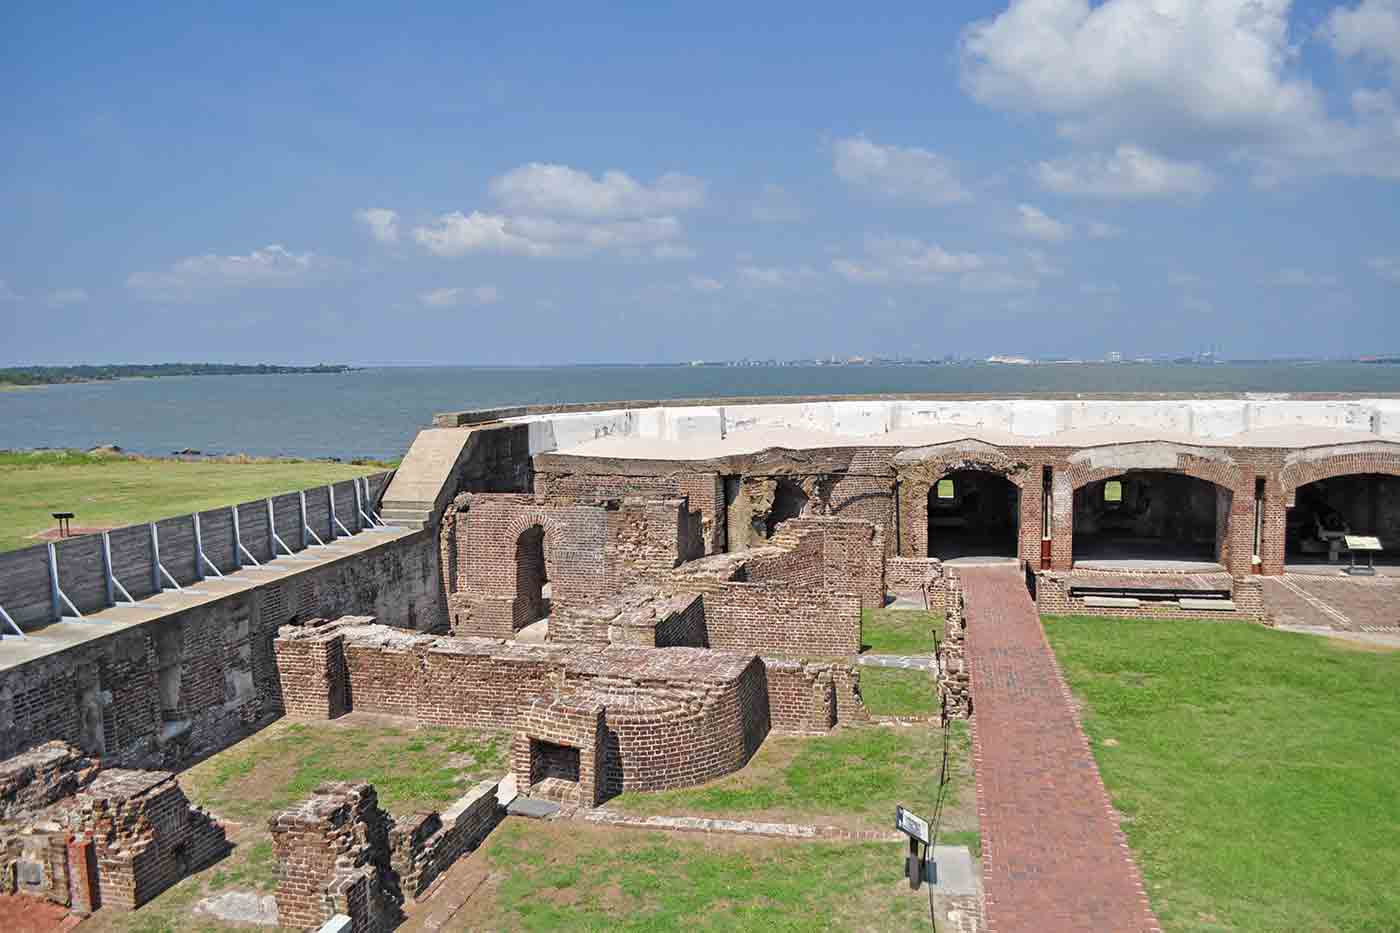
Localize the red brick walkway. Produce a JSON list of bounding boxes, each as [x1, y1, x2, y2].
[[961, 566, 1160, 933]]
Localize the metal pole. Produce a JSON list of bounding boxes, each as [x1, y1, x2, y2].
[[47, 542, 62, 622], [299, 491, 310, 549], [101, 532, 116, 607], [150, 523, 163, 594], [326, 485, 338, 542], [267, 498, 278, 559], [0, 604, 26, 639], [192, 514, 205, 582], [230, 506, 242, 570]]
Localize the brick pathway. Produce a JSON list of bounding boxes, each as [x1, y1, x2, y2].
[[961, 566, 1160, 933]]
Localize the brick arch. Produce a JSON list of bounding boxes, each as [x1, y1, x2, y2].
[[894, 447, 1033, 559], [1279, 446, 1400, 507], [1062, 455, 1249, 575]]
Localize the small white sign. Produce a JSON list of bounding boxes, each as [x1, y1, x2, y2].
[[895, 805, 930, 845], [1345, 535, 1383, 551]]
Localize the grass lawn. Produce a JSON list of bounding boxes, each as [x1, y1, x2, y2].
[[81, 715, 507, 933], [468, 819, 935, 931], [861, 608, 944, 655], [0, 451, 388, 552], [1044, 616, 1400, 933], [859, 666, 938, 717], [609, 723, 975, 842]]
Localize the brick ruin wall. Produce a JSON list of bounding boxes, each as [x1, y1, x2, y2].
[[0, 531, 438, 770], [0, 742, 227, 914], [271, 778, 503, 931], [1035, 572, 1267, 621], [439, 493, 696, 638]]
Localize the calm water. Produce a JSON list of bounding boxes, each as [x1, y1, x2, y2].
[[3, 364, 1399, 461]]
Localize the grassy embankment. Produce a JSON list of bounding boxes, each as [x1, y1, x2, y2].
[[1045, 615, 1400, 932], [0, 450, 392, 553]]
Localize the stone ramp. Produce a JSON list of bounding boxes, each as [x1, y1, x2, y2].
[[961, 565, 1160, 933], [381, 428, 474, 528]]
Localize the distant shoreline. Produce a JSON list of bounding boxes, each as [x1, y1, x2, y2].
[[0, 363, 356, 388]]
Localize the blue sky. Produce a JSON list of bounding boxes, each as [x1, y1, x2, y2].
[[3, 0, 1399, 365]]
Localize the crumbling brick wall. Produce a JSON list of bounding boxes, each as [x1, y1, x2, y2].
[[70, 768, 227, 911], [936, 573, 971, 721], [270, 782, 400, 933], [388, 779, 502, 902]]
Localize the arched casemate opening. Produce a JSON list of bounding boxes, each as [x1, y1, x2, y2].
[[1287, 474, 1400, 568], [515, 524, 548, 625], [1073, 472, 1230, 570], [926, 470, 1020, 563]]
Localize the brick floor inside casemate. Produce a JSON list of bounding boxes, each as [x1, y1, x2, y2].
[[960, 566, 1160, 933]]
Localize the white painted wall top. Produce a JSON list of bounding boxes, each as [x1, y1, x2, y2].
[[503, 398, 1400, 459]]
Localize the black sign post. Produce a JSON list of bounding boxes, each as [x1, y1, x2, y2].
[[895, 805, 935, 890]]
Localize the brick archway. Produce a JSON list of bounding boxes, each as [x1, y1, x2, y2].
[[894, 443, 1032, 560], [1279, 445, 1400, 506], [1054, 443, 1250, 575]]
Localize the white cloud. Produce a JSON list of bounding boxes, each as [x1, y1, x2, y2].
[[0, 280, 21, 302], [487, 163, 704, 218], [126, 245, 335, 300], [1265, 268, 1337, 287], [410, 160, 701, 260], [737, 264, 819, 288], [1036, 144, 1214, 198], [832, 136, 971, 205], [833, 235, 985, 285], [355, 207, 399, 243], [418, 285, 501, 308], [410, 211, 684, 258], [1081, 282, 1120, 295], [1168, 270, 1203, 288], [1325, 0, 1400, 79], [1369, 256, 1400, 282], [750, 184, 804, 223], [1087, 221, 1121, 238], [1014, 203, 1071, 242], [960, 0, 1400, 181], [46, 288, 89, 307], [689, 275, 725, 293], [1183, 295, 1214, 314]]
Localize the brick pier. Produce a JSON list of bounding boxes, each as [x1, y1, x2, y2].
[[961, 566, 1160, 933]]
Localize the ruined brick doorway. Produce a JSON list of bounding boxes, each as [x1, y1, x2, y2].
[[927, 470, 1020, 563]]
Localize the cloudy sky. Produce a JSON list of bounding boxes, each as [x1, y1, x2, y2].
[[3, 0, 1400, 365]]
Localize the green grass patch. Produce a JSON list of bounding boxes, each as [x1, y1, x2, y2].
[[474, 820, 934, 931], [861, 607, 944, 655], [183, 720, 506, 820], [859, 666, 938, 717], [0, 453, 388, 552], [1044, 615, 1400, 932], [83, 718, 505, 932], [610, 723, 973, 836]]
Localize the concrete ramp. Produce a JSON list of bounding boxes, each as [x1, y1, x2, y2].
[[381, 428, 474, 528]]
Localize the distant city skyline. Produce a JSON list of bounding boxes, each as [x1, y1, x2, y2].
[[4, 1, 1400, 367]]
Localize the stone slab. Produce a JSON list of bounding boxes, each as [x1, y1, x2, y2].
[[930, 845, 978, 896], [506, 797, 562, 819], [1179, 598, 1235, 611]]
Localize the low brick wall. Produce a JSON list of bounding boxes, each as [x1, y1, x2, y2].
[[887, 557, 946, 610], [1034, 572, 1266, 622], [389, 779, 502, 901]]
